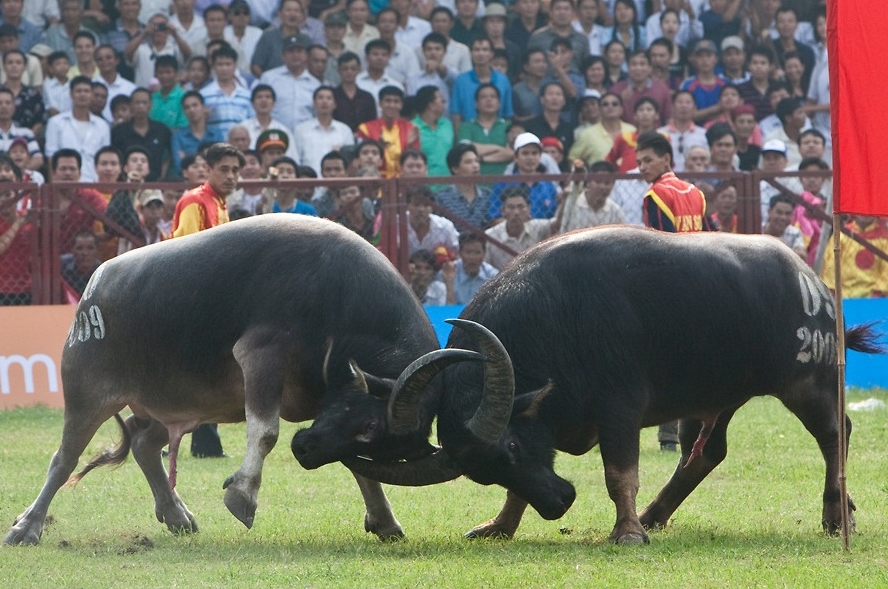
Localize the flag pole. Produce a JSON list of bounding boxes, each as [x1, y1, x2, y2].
[[831, 213, 851, 552]]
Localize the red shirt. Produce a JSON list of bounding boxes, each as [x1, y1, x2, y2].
[[0, 217, 33, 294], [172, 182, 228, 237], [643, 172, 711, 233], [60, 189, 107, 254]]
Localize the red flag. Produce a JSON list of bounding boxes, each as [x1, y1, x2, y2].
[[828, 0, 888, 215]]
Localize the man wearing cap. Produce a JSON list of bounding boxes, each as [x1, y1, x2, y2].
[[320, 11, 348, 84], [251, 0, 321, 78], [295, 86, 354, 175], [356, 85, 419, 178], [256, 129, 290, 169], [488, 132, 559, 220], [680, 39, 726, 122], [0, 0, 42, 54], [758, 138, 789, 224], [720, 35, 749, 84], [482, 3, 521, 81], [257, 34, 320, 131], [137, 189, 169, 244], [0, 87, 41, 170], [224, 0, 263, 74], [527, 0, 589, 74]]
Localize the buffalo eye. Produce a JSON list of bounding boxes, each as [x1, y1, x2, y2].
[[507, 441, 518, 455], [364, 420, 378, 436]]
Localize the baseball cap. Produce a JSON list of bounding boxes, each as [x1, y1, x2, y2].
[[257, 129, 289, 152], [324, 11, 348, 26], [138, 189, 165, 207], [483, 3, 508, 19], [513, 132, 542, 152], [692, 39, 718, 54], [540, 136, 564, 152], [721, 36, 744, 53], [283, 34, 311, 51], [7, 137, 29, 151], [761, 139, 787, 156]]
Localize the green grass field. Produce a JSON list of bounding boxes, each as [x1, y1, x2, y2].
[[1, 390, 887, 589]]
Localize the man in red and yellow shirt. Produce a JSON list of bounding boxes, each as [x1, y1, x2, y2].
[[637, 130, 714, 233], [171, 142, 244, 458], [636, 131, 712, 452], [172, 143, 244, 237], [355, 86, 419, 178]]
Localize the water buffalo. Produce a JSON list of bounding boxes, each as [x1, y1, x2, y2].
[[346, 227, 881, 544], [4, 214, 482, 546]]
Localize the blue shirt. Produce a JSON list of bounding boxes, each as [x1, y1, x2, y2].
[[273, 200, 318, 216], [171, 126, 226, 174], [450, 69, 513, 121], [200, 81, 255, 138], [488, 178, 559, 220], [679, 75, 727, 110], [448, 258, 499, 304], [0, 18, 42, 53]]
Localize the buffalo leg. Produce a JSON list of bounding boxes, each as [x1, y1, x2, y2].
[[780, 387, 855, 535], [127, 415, 198, 534], [464, 491, 528, 539], [4, 401, 125, 546], [351, 471, 404, 540], [598, 416, 647, 544], [223, 334, 286, 529], [639, 408, 737, 530]]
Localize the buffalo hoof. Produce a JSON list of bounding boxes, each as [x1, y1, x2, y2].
[[364, 513, 405, 542], [4, 518, 43, 546], [823, 497, 857, 536], [464, 518, 516, 540], [223, 477, 257, 529], [162, 507, 198, 535], [638, 508, 669, 531], [613, 531, 649, 546]]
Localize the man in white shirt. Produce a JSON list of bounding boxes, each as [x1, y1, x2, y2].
[[427, 6, 472, 74], [406, 184, 459, 256], [257, 33, 320, 132], [224, 0, 263, 75], [169, 0, 206, 48], [124, 12, 191, 87], [294, 86, 354, 175], [356, 39, 404, 113], [390, 0, 431, 48], [93, 44, 137, 121], [484, 183, 559, 270], [0, 87, 41, 169], [44, 75, 111, 182]]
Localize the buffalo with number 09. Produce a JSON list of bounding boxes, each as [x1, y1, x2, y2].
[[345, 227, 882, 545]]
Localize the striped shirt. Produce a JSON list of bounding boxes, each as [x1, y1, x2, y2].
[[201, 80, 255, 138]]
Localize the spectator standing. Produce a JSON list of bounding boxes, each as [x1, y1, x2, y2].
[[202, 45, 255, 138], [657, 89, 707, 172], [251, 0, 323, 77], [45, 76, 111, 182], [43, 51, 72, 118], [771, 6, 815, 93], [224, 0, 263, 75], [680, 39, 725, 122], [524, 82, 575, 159], [103, 0, 144, 82], [3, 50, 43, 136], [93, 44, 137, 121], [0, 0, 41, 53], [528, 0, 590, 73], [375, 7, 420, 86], [242, 84, 300, 162], [645, 0, 701, 50], [169, 0, 207, 50], [560, 160, 626, 232], [410, 86, 453, 178], [441, 232, 499, 304], [450, 0, 484, 47], [111, 88, 172, 180], [124, 12, 191, 88], [610, 49, 672, 126], [332, 51, 377, 131], [450, 36, 513, 132], [356, 85, 419, 178], [172, 143, 244, 458], [0, 87, 40, 169], [426, 7, 472, 75], [294, 86, 354, 175], [573, 0, 611, 57], [356, 39, 405, 113], [483, 183, 559, 270], [171, 91, 225, 175], [0, 25, 42, 88], [150, 55, 187, 130], [720, 35, 748, 84], [763, 97, 808, 168], [0, 176, 35, 305], [506, 0, 547, 53], [435, 142, 491, 228], [512, 48, 546, 121], [41, 0, 96, 63], [456, 83, 512, 175], [737, 46, 776, 121], [342, 0, 378, 58]]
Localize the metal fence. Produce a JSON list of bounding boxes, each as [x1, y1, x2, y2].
[[2, 168, 883, 306]]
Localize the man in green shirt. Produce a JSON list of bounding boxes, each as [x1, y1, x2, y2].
[[149, 55, 187, 130], [455, 82, 512, 175]]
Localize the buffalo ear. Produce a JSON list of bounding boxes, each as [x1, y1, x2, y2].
[[364, 373, 396, 400], [512, 382, 555, 420]]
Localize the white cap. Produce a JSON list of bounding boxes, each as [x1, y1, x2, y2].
[[513, 132, 542, 152], [583, 88, 601, 100], [761, 139, 787, 156]]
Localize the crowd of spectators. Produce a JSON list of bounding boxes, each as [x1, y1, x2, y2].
[[0, 0, 885, 305]]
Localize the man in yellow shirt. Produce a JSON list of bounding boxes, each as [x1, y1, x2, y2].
[[821, 216, 888, 298]]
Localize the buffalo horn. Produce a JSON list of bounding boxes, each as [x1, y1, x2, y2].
[[387, 348, 485, 434], [342, 448, 463, 486], [446, 319, 515, 444]]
